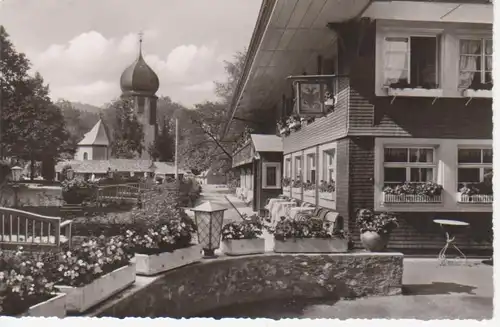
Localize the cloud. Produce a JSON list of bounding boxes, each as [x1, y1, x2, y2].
[[28, 30, 225, 107]]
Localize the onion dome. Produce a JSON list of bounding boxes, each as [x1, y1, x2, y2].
[[120, 35, 159, 96]]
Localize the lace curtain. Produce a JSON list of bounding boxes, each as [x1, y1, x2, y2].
[[458, 40, 482, 89], [384, 37, 409, 85]]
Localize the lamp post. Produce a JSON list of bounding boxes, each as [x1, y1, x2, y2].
[[191, 201, 227, 258], [10, 165, 22, 208]]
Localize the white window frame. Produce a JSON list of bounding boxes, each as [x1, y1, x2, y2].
[[380, 28, 443, 89], [285, 157, 292, 179], [306, 153, 316, 183], [457, 147, 492, 188], [262, 162, 281, 189], [322, 149, 336, 183], [294, 156, 302, 181], [458, 36, 492, 87], [383, 146, 437, 186]]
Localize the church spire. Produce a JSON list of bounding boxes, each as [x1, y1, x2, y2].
[[138, 31, 144, 57]]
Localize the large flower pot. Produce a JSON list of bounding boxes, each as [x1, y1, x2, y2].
[[360, 231, 389, 252], [133, 244, 202, 276], [221, 238, 265, 256], [56, 263, 136, 313], [18, 293, 67, 318]]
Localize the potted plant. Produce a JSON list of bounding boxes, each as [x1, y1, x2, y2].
[[269, 216, 349, 253], [291, 179, 303, 196], [356, 209, 398, 252], [303, 181, 316, 203], [125, 217, 202, 276], [61, 179, 98, 205], [53, 235, 136, 313], [0, 248, 67, 317], [277, 118, 290, 136], [383, 181, 443, 203], [287, 115, 302, 131], [220, 221, 265, 255], [319, 180, 335, 201], [282, 177, 291, 193]]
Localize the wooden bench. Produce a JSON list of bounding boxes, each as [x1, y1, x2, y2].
[[0, 207, 73, 250]]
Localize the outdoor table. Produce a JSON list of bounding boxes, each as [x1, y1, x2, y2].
[[265, 198, 288, 211], [270, 201, 297, 226], [433, 219, 470, 266]]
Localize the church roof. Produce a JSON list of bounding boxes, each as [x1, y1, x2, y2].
[[78, 120, 109, 146], [120, 38, 159, 96]]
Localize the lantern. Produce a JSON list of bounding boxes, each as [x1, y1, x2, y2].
[[191, 201, 227, 258], [11, 166, 22, 182]]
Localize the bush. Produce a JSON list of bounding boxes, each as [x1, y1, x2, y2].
[[61, 179, 98, 204]]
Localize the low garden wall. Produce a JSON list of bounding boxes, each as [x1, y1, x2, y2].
[[93, 252, 403, 318], [0, 184, 63, 207]]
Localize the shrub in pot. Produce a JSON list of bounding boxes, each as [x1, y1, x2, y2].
[[221, 220, 265, 255], [356, 209, 398, 252]]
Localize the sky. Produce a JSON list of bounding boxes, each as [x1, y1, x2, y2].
[[0, 0, 261, 108]]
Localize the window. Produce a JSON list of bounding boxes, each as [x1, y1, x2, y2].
[[323, 149, 336, 182], [457, 148, 492, 190], [306, 154, 316, 183], [262, 163, 281, 189], [83, 152, 88, 160], [285, 158, 291, 178], [294, 156, 302, 180], [383, 147, 436, 187], [384, 36, 440, 89], [458, 38, 493, 89]]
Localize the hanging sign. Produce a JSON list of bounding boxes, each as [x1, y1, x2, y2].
[[294, 80, 328, 117]]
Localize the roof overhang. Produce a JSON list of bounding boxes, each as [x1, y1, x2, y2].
[[362, 1, 493, 24], [222, 0, 373, 138]]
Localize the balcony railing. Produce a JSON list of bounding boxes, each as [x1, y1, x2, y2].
[[457, 193, 493, 204], [383, 193, 443, 204]]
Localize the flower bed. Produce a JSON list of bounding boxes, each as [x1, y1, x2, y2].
[[221, 221, 265, 256], [383, 182, 443, 203], [62, 178, 98, 205], [268, 216, 348, 253], [52, 236, 135, 313], [0, 248, 66, 317]]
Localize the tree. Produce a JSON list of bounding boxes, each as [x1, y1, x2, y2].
[[149, 116, 175, 162], [1, 27, 73, 179], [108, 98, 144, 158], [214, 50, 247, 105]]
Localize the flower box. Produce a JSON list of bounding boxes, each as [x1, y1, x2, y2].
[[56, 263, 136, 313], [283, 186, 291, 193], [387, 88, 443, 98], [319, 192, 335, 201], [133, 244, 202, 276], [291, 187, 302, 194], [274, 238, 348, 253], [383, 193, 442, 203], [18, 293, 67, 318], [463, 89, 492, 98], [457, 193, 493, 204], [221, 238, 265, 256]]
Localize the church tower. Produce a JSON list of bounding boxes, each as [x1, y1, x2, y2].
[[119, 33, 159, 160]]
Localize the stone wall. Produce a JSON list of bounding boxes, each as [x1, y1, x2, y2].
[[0, 185, 63, 207], [95, 252, 403, 318]]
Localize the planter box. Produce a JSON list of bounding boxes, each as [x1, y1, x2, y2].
[[134, 244, 202, 276], [291, 187, 302, 194], [56, 263, 136, 313], [383, 193, 442, 203], [303, 190, 316, 204], [319, 192, 335, 201], [283, 186, 291, 193], [274, 238, 348, 253], [387, 88, 443, 98], [221, 238, 265, 256], [463, 89, 492, 98], [458, 193, 493, 204], [19, 293, 67, 318]]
